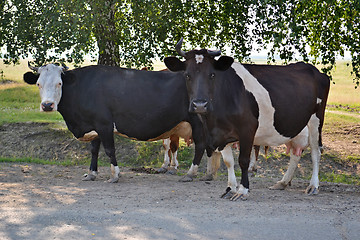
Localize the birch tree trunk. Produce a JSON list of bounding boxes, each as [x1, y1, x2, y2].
[[92, 0, 120, 66]]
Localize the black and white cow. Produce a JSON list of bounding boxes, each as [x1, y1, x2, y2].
[[24, 63, 208, 182], [165, 38, 330, 200]]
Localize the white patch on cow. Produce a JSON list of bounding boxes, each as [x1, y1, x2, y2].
[[317, 98, 322, 104], [110, 164, 120, 180], [288, 126, 309, 152], [195, 54, 204, 64], [162, 138, 171, 168], [36, 64, 65, 112], [186, 164, 199, 176], [279, 152, 301, 186], [275, 127, 309, 187], [237, 184, 249, 196], [248, 147, 257, 172], [219, 145, 238, 192], [171, 150, 178, 169], [307, 114, 321, 194], [232, 63, 290, 146]]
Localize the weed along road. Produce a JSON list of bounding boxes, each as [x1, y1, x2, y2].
[[0, 163, 359, 240]]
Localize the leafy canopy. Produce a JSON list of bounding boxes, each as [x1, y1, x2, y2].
[[0, 0, 359, 86]]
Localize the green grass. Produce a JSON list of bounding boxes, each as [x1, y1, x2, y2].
[[0, 156, 79, 166], [327, 61, 360, 107], [324, 111, 360, 126], [0, 85, 63, 125], [319, 172, 360, 185], [0, 156, 114, 168]]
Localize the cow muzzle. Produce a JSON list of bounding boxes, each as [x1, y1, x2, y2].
[[190, 99, 209, 114], [41, 102, 55, 112]]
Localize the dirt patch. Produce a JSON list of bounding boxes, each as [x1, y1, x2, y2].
[[0, 122, 360, 239], [0, 122, 141, 165], [322, 123, 360, 158], [0, 162, 360, 240], [0, 121, 359, 179]]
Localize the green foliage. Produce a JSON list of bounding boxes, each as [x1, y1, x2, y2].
[[1, 0, 359, 85], [176, 141, 194, 169], [134, 141, 163, 167], [253, 0, 360, 86]]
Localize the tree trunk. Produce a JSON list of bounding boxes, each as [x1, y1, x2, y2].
[[92, 0, 120, 66]]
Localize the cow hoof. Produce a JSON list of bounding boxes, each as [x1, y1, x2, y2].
[[107, 177, 119, 183], [179, 175, 194, 182], [220, 187, 235, 199], [230, 193, 248, 201], [166, 168, 177, 175], [221, 191, 235, 199], [82, 173, 96, 181], [269, 181, 287, 190], [156, 167, 168, 174], [305, 186, 319, 195], [200, 174, 214, 181]]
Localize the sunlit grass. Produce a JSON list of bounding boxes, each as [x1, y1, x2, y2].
[[319, 172, 360, 185], [0, 85, 63, 124], [327, 61, 360, 107], [324, 111, 360, 126]]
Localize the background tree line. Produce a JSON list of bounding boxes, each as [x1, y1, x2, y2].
[[0, 0, 359, 86]]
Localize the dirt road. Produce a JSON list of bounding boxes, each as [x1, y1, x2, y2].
[[1, 162, 359, 240]]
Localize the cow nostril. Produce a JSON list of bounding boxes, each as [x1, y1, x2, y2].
[[191, 100, 208, 113], [41, 102, 54, 111]]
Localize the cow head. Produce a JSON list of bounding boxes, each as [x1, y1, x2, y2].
[[164, 38, 234, 114], [24, 62, 69, 112]]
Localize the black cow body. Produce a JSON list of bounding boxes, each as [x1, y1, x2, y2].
[[165, 41, 330, 200], [24, 64, 206, 182]]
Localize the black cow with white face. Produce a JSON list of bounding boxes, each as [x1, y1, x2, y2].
[[24, 63, 207, 183], [165, 38, 330, 200]]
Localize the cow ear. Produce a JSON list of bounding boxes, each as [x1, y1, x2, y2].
[[164, 57, 186, 72], [214, 56, 234, 71], [23, 72, 39, 85], [61, 72, 76, 85]]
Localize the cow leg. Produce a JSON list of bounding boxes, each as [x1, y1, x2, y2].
[[220, 145, 238, 198], [230, 141, 253, 201], [306, 114, 321, 195], [158, 138, 171, 173], [179, 119, 206, 182], [179, 147, 205, 182], [270, 151, 301, 190], [200, 151, 221, 181], [82, 138, 101, 181], [248, 146, 259, 173], [99, 130, 120, 183], [168, 136, 179, 175]]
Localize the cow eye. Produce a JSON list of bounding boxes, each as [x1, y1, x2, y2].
[[210, 73, 215, 79], [58, 82, 62, 87], [185, 73, 191, 81], [36, 83, 41, 88]]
